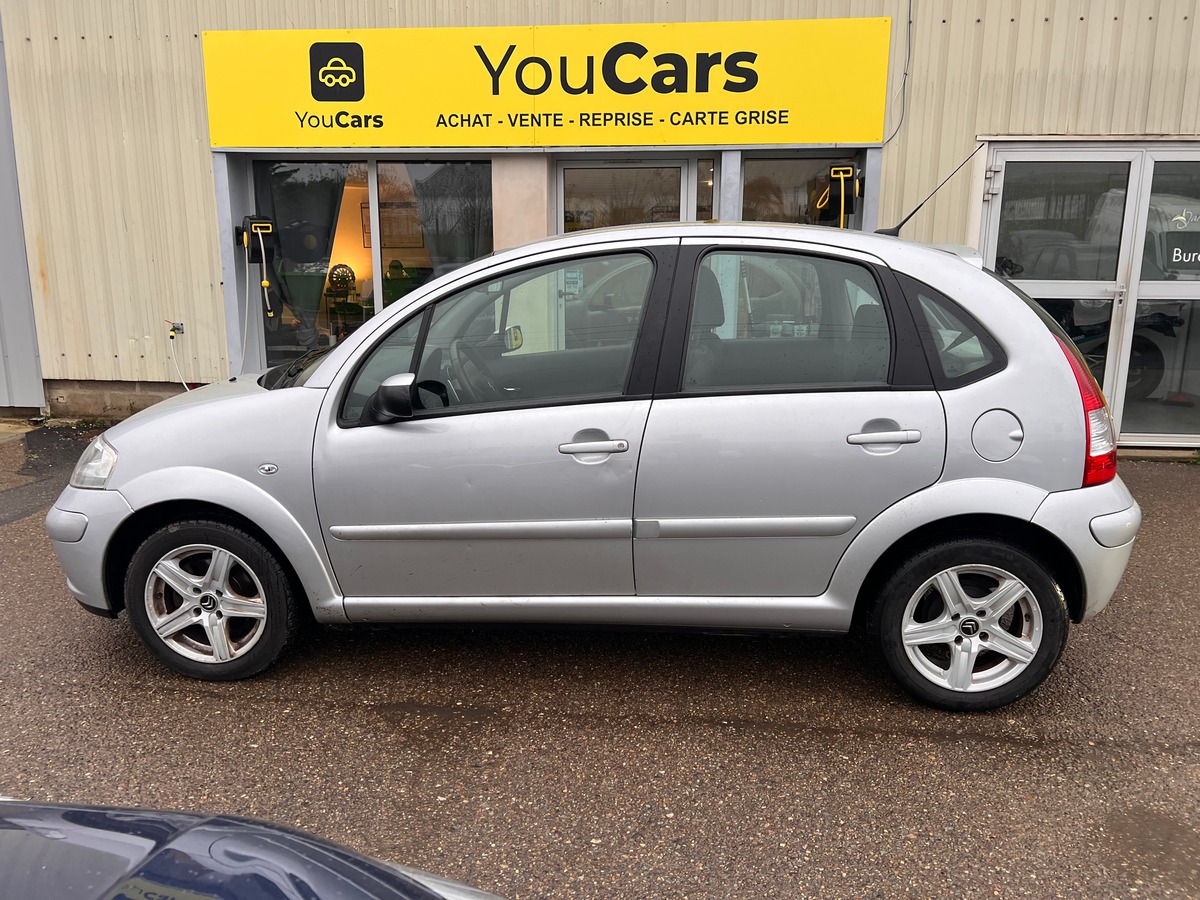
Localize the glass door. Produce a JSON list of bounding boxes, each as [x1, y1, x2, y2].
[[982, 150, 1145, 425], [1118, 154, 1200, 443]]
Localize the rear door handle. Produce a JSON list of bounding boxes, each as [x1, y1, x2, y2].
[[559, 439, 629, 455], [847, 429, 922, 445]]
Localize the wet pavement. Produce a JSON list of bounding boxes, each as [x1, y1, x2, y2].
[[0, 425, 1197, 898]]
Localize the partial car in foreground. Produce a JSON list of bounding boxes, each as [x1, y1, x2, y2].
[[46, 223, 1141, 710], [0, 800, 500, 899]]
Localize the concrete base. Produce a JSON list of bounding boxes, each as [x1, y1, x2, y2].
[[0, 407, 41, 420], [44, 380, 187, 419]]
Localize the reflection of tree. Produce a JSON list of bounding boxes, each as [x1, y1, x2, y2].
[[566, 169, 680, 228], [410, 163, 493, 267], [743, 175, 784, 222]]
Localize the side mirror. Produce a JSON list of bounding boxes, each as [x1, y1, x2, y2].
[[504, 325, 523, 351], [375, 372, 416, 421]]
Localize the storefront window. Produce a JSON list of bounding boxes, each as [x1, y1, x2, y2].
[[254, 161, 372, 366], [563, 166, 682, 232], [376, 161, 493, 308], [252, 161, 492, 366], [742, 157, 857, 226]]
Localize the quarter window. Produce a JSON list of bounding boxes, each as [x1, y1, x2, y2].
[[902, 274, 1006, 387], [681, 250, 891, 391]]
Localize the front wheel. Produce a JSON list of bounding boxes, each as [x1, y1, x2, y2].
[[875, 540, 1069, 711], [125, 520, 298, 680]]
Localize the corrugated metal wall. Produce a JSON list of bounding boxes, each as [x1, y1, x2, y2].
[[1, 0, 1197, 383]]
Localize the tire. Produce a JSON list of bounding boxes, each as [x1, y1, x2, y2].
[[874, 539, 1069, 711], [1086, 338, 1165, 402], [125, 519, 298, 680], [1124, 337, 1166, 402]]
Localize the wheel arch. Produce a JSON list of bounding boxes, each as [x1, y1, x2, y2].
[[103, 500, 314, 620], [851, 513, 1086, 630]]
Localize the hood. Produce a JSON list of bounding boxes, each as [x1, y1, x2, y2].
[[102, 377, 269, 445]]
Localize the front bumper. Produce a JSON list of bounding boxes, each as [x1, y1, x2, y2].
[[45, 486, 134, 615], [1031, 475, 1141, 621]]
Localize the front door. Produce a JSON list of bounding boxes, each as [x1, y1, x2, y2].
[[313, 244, 674, 601], [633, 243, 946, 597]]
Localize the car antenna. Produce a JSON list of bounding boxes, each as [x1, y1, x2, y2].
[[875, 142, 986, 237]]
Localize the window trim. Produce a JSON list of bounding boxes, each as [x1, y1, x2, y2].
[[654, 244, 932, 397], [335, 246, 676, 427]]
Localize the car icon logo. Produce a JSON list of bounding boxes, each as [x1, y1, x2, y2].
[[309, 42, 364, 101], [318, 57, 356, 88]]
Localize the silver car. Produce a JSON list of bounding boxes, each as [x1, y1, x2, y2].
[[46, 223, 1142, 711]]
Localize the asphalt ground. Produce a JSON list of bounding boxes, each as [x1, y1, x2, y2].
[[0, 425, 1197, 899]]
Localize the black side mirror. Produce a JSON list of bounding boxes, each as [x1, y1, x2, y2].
[[375, 373, 416, 421]]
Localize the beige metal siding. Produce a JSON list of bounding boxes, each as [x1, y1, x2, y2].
[[1, 0, 1197, 382]]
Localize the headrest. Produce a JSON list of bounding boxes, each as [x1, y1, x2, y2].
[[693, 266, 725, 328], [853, 302, 887, 338]]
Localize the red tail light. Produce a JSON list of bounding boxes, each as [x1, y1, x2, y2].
[[1054, 334, 1117, 487]]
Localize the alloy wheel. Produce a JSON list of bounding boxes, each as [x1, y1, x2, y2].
[[143, 543, 269, 665], [900, 564, 1044, 693]]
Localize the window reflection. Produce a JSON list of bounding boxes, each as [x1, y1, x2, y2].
[[563, 167, 682, 232], [253, 161, 493, 367], [994, 162, 1129, 281], [741, 158, 857, 225], [377, 162, 493, 307], [253, 161, 371, 366]]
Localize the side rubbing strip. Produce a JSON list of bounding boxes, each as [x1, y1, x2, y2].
[[330, 519, 633, 541], [633, 516, 857, 539]]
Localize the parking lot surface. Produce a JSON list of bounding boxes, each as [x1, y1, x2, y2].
[[0, 426, 1197, 898]]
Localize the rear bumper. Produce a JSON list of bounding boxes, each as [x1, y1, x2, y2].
[[45, 486, 134, 615], [1031, 476, 1141, 621]]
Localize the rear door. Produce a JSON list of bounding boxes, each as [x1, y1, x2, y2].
[[633, 239, 946, 597]]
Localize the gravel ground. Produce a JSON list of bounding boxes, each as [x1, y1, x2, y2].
[[0, 430, 1196, 899]]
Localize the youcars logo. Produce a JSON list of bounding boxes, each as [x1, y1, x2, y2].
[[310, 42, 364, 101]]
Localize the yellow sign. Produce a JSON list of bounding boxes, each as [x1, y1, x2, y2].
[[202, 19, 891, 149]]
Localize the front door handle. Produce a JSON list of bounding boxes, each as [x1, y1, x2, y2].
[[847, 429, 922, 445], [559, 439, 629, 455]]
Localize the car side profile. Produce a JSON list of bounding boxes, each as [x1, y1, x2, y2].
[[46, 223, 1142, 711]]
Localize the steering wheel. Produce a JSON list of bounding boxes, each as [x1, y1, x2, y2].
[[449, 340, 502, 404]]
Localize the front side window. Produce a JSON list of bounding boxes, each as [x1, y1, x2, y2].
[[681, 250, 890, 391], [342, 253, 654, 422]]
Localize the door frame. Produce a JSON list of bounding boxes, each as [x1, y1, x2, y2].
[[1116, 148, 1200, 446]]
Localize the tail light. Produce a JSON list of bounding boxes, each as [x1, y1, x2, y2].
[[1054, 334, 1117, 487]]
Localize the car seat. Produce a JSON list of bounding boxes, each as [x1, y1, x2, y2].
[[684, 266, 726, 388]]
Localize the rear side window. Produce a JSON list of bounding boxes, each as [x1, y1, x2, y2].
[[899, 273, 1006, 388], [681, 250, 891, 391]]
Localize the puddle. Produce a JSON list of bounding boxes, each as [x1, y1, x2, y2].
[[1106, 806, 1200, 892]]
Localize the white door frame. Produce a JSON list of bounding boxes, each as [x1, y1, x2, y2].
[[1117, 149, 1200, 445]]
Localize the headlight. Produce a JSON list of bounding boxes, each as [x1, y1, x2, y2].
[[70, 437, 118, 489]]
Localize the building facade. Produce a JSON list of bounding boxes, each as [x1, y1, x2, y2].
[[1, 0, 1199, 446]]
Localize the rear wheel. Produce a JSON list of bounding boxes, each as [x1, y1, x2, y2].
[[125, 520, 297, 680], [875, 539, 1069, 711]]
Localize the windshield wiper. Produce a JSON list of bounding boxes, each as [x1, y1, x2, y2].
[[278, 347, 331, 386]]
